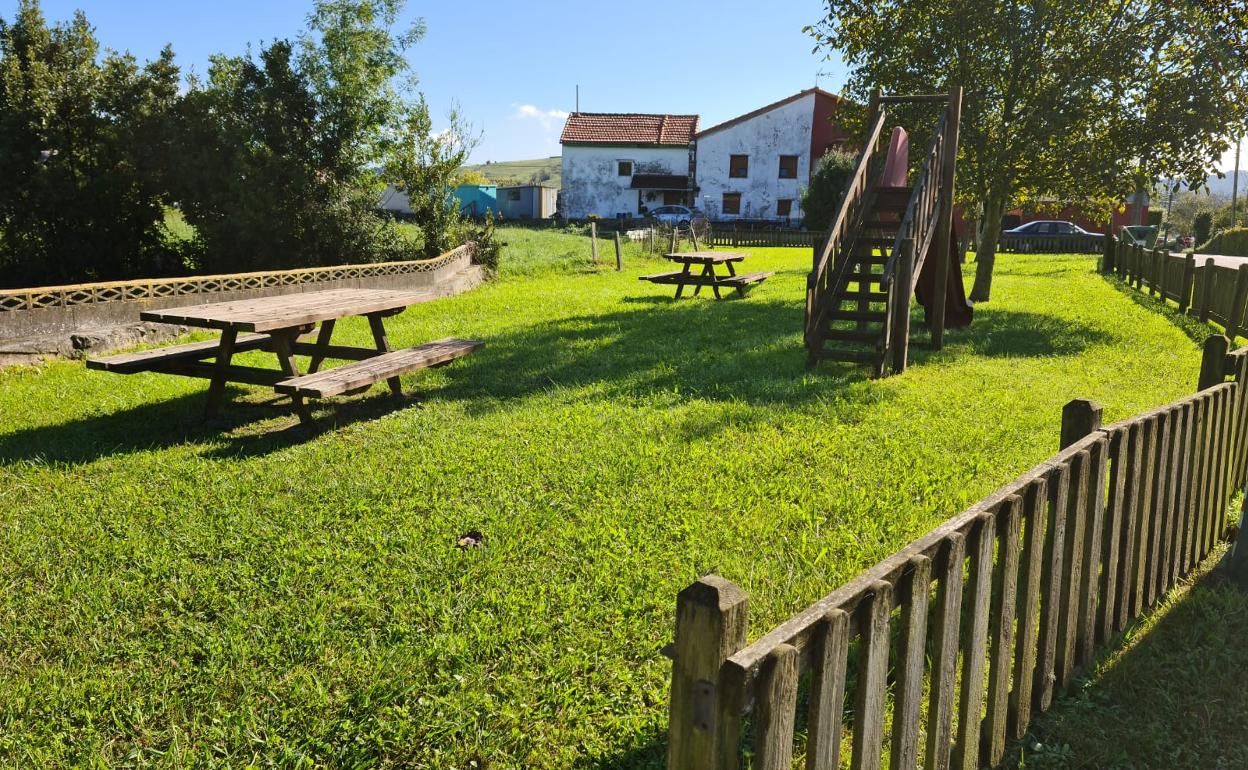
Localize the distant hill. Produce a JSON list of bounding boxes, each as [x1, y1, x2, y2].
[[462, 156, 560, 188]]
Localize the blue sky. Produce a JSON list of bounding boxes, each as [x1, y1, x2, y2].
[[27, 0, 846, 164]]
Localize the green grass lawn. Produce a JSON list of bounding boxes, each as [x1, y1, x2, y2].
[[0, 235, 1214, 767]]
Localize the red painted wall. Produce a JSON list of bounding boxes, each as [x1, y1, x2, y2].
[[809, 92, 850, 177]]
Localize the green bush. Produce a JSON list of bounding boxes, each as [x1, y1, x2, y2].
[[801, 148, 858, 231], [1198, 227, 1248, 256], [1194, 210, 1213, 247]]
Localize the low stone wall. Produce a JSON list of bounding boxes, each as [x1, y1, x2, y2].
[[0, 244, 484, 366]]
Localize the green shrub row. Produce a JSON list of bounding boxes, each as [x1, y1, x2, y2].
[[1198, 227, 1248, 257]]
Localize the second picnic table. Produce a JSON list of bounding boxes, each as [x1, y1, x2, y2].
[[87, 288, 483, 426], [639, 251, 773, 299]]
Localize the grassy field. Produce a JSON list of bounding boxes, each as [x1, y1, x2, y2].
[[0, 233, 1218, 767], [461, 157, 561, 188]]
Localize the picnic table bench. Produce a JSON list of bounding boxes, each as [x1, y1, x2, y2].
[[639, 251, 772, 299], [87, 288, 483, 426]]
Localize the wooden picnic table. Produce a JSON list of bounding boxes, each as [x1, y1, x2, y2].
[[88, 288, 483, 426], [638, 251, 773, 299]]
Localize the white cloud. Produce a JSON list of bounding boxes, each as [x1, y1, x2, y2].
[[512, 104, 570, 132]]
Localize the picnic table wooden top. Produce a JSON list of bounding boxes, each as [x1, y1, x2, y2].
[[664, 251, 747, 265], [140, 288, 433, 333]]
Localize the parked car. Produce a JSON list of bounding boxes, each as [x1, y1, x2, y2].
[[646, 205, 705, 226], [1120, 225, 1158, 249], [1001, 220, 1105, 253]]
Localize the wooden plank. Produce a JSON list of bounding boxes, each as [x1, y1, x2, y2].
[[141, 288, 432, 332], [924, 533, 966, 770], [985, 498, 1023, 765], [87, 332, 270, 373], [953, 513, 995, 770], [1076, 436, 1108, 665], [1009, 478, 1049, 740], [1143, 413, 1171, 608], [274, 338, 483, 398], [851, 582, 892, 770], [1130, 419, 1157, 618], [1207, 388, 1230, 552], [1160, 405, 1187, 593], [1115, 424, 1143, 632], [806, 610, 849, 770], [1098, 428, 1126, 642], [754, 644, 799, 770], [145, 360, 288, 387], [1034, 464, 1069, 711], [1194, 391, 1216, 565], [1055, 450, 1088, 687], [204, 328, 238, 418], [1179, 398, 1205, 576], [890, 557, 932, 770]]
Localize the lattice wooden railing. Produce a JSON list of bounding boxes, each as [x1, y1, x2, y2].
[[666, 335, 1248, 770], [0, 245, 471, 314]]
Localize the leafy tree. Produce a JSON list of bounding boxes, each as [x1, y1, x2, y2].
[[172, 0, 472, 271], [808, 0, 1248, 301], [0, 0, 179, 286], [801, 148, 858, 231]]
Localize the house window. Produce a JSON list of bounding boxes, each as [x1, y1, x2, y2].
[[722, 192, 742, 215], [729, 154, 749, 178], [617, 160, 633, 176], [663, 191, 684, 205], [507, 189, 521, 201], [778, 155, 799, 179], [776, 198, 793, 217]]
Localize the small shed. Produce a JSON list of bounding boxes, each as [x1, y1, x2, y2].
[[497, 185, 558, 220], [454, 184, 498, 218]]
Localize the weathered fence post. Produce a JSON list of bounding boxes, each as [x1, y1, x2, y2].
[[590, 221, 599, 264], [1199, 334, 1230, 391], [614, 231, 623, 272], [690, 224, 701, 252], [1198, 258, 1216, 323], [1101, 231, 1115, 274], [667, 575, 749, 770], [1229, 265, 1248, 342], [1060, 398, 1104, 449], [1179, 253, 1196, 314], [1227, 492, 1248, 590], [670, 228, 678, 254]]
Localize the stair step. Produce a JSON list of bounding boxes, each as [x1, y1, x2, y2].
[[828, 309, 887, 322], [859, 237, 898, 246], [815, 348, 878, 364], [864, 220, 902, 230], [824, 329, 881, 344], [834, 291, 889, 303]]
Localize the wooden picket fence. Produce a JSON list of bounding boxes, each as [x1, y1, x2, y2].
[[666, 335, 1248, 770], [998, 232, 1104, 254], [710, 227, 821, 249], [1107, 239, 1248, 340]]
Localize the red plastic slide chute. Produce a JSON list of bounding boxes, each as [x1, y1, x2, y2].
[[914, 224, 973, 329]]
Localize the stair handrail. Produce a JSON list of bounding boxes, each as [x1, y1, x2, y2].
[[805, 110, 889, 345]]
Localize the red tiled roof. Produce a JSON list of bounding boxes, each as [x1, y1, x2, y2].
[[560, 113, 699, 146]]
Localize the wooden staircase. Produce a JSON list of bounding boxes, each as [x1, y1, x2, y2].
[[805, 88, 963, 376]]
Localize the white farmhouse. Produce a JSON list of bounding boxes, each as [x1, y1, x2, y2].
[[559, 113, 698, 220], [695, 88, 848, 222]]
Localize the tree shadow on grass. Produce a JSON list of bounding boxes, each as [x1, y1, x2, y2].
[[1103, 276, 1219, 347], [1006, 555, 1248, 769], [2, 292, 1115, 465], [0, 385, 429, 465]]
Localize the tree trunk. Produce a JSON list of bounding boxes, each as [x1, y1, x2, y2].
[[970, 192, 1007, 302]]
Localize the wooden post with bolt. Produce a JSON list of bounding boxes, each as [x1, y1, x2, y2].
[[666, 575, 749, 770]]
